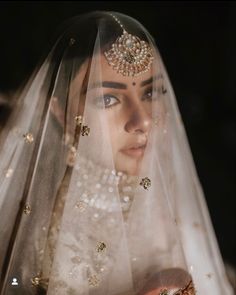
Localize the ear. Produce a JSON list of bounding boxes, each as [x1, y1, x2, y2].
[[50, 97, 64, 127]]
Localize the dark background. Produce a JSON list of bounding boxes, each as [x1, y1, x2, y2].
[[0, 1, 235, 268]]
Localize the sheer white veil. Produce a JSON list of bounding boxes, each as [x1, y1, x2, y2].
[[0, 11, 233, 295]]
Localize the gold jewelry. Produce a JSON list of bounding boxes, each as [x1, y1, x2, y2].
[[23, 132, 34, 143], [23, 204, 32, 215], [173, 280, 196, 295], [96, 241, 107, 253], [140, 177, 151, 190], [104, 13, 154, 77], [75, 115, 83, 126], [66, 145, 77, 167], [31, 275, 49, 289]]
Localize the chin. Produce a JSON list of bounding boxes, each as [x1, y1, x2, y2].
[[115, 153, 142, 176]]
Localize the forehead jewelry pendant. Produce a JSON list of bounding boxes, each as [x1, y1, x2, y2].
[[104, 14, 154, 77]]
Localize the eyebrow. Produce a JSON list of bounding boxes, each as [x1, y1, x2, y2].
[[88, 75, 159, 91], [101, 81, 127, 89], [140, 76, 156, 87]]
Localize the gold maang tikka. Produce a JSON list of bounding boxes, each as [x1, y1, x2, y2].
[[104, 13, 154, 77]]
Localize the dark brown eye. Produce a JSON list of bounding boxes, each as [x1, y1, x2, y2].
[[142, 88, 153, 101], [103, 95, 119, 107], [146, 90, 152, 98]]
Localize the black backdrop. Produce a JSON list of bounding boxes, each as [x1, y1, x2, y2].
[[0, 1, 235, 268]]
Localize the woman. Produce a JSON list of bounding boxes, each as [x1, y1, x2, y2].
[[0, 11, 233, 294]]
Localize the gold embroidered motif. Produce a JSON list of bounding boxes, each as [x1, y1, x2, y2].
[[96, 241, 106, 253], [75, 115, 83, 126], [81, 125, 90, 136], [75, 201, 87, 212], [88, 274, 100, 287], [23, 132, 34, 143], [159, 288, 169, 295], [140, 177, 151, 190], [69, 38, 76, 46], [173, 280, 196, 295], [23, 204, 32, 215], [31, 275, 49, 288], [31, 276, 40, 286]]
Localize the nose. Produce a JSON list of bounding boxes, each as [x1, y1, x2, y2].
[[124, 100, 152, 134]]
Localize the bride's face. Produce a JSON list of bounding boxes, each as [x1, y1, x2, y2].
[[62, 54, 164, 175], [86, 54, 155, 175]]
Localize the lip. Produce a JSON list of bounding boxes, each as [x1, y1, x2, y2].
[[121, 143, 147, 158]]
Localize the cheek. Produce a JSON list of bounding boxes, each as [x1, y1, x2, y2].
[[106, 110, 124, 154]]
